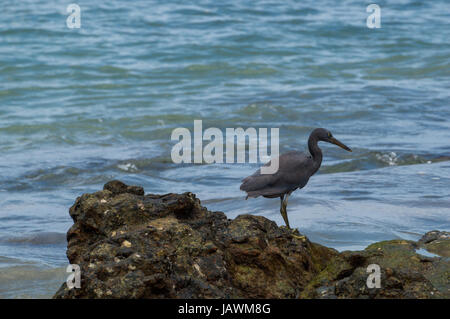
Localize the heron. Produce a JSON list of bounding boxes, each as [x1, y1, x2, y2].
[[240, 128, 352, 230]]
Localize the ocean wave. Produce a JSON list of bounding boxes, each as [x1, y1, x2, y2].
[[320, 151, 449, 174], [0, 232, 66, 245], [0, 264, 66, 299]]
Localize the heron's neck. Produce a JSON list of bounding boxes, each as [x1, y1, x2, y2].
[[308, 135, 323, 167]]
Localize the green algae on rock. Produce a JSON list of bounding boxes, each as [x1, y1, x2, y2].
[[302, 239, 448, 298]]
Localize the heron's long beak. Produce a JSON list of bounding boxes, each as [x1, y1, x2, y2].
[[329, 137, 352, 152]]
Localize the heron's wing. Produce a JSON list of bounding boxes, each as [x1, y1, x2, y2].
[[240, 151, 312, 198]]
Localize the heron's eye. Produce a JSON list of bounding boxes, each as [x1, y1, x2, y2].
[[328, 132, 332, 138]]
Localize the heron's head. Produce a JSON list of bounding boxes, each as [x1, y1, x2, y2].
[[313, 128, 352, 152]]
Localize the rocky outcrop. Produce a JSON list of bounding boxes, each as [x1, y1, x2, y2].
[[54, 181, 449, 299]]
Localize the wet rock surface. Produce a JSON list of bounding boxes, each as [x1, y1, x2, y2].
[[418, 230, 450, 258], [54, 181, 449, 299], [302, 240, 449, 298]]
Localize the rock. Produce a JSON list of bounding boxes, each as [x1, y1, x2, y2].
[[418, 230, 450, 257], [54, 181, 336, 299], [54, 181, 449, 299], [303, 240, 448, 299], [103, 180, 144, 196]]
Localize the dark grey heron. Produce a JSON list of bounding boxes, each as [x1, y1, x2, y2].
[[240, 128, 352, 230]]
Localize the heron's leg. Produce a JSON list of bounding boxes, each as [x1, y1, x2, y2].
[[283, 193, 306, 241], [279, 195, 286, 227], [280, 194, 291, 229]]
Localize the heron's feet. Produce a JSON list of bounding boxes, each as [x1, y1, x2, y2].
[[291, 231, 306, 240], [292, 234, 306, 241], [289, 228, 306, 241], [280, 226, 307, 241]]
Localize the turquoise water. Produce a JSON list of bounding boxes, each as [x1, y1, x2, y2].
[[0, 0, 449, 298]]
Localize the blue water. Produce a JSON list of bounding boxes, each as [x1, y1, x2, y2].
[[0, 0, 449, 298]]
